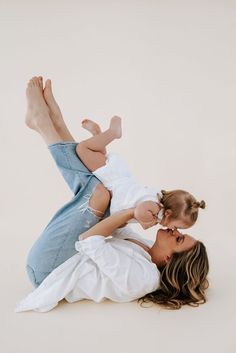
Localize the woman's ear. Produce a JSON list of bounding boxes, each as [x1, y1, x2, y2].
[[164, 209, 172, 218], [163, 255, 171, 265]]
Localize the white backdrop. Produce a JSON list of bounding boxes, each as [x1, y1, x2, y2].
[[1, 1, 235, 352]]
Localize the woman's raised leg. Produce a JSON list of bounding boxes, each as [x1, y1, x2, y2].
[[25, 76, 111, 287], [25, 76, 111, 196], [26, 76, 82, 193]]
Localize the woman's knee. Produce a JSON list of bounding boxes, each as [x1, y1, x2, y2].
[[26, 265, 50, 288], [26, 240, 56, 282]]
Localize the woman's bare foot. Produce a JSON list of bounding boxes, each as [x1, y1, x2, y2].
[[109, 116, 122, 139], [82, 119, 102, 136], [25, 76, 62, 144], [43, 80, 64, 126], [43, 79, 74, 141], [25, 77, 51, 131]]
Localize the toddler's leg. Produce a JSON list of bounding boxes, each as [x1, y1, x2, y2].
[[76, 116, 122, 172], [81, 119, 106, 154]]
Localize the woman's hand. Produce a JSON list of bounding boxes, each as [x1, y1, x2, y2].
[[137, 218, 158, 230]]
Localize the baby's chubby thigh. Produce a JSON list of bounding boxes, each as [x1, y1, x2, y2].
[[87, 183, 111, 217]]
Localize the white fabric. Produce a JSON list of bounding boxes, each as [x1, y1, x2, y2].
[[93, 153, 163, 223], [15, 226, 160, 313]]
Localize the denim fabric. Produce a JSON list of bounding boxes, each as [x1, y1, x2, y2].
[[26, 142, 110, 287]]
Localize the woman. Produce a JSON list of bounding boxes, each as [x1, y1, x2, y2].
[[17, 76, 209, 312]]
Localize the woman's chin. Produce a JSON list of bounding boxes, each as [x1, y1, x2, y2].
[[156, 228, 162, 239], [156, 228, 167, 239]]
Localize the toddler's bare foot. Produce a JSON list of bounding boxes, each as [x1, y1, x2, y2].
[[82, 119, 106, 154], [109, 116, 122, 139], [43, 79, 64, 127], [82, 119, 102, 136], [25, 77, 51, 131]]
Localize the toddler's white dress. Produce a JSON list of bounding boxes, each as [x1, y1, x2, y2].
[[93, 153, 163, 222]]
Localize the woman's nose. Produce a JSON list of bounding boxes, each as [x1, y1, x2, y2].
[[172, 229, 182, 237]]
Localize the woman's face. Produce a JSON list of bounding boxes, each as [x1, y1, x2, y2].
[[151, 228, 197, 267]]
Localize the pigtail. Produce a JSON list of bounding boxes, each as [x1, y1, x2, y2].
[[192, 200, 206, 210], [199, 200, 206, 209]]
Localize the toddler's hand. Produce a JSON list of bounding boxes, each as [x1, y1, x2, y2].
[[134, 203, 159, 229], [138, 218, 158, 230]]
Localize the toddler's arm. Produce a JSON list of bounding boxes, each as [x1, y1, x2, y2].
[[134, 201, 161, 229]]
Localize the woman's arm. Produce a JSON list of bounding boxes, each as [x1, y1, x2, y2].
[[80, 208, 135, 240]]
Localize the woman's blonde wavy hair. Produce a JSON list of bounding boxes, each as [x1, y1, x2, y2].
[[138, 241, 209, 310]]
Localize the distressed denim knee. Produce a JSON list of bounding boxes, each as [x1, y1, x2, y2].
[[48, 142, 92, 195], [26, 265, 51, 288]]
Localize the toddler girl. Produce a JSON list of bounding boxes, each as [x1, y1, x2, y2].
[[76, 117, 205, 230]]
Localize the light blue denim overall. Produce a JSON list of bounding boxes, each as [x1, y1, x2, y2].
[[26, 142, 110, 287]]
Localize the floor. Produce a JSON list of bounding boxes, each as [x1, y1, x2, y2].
[[1, 1, 235, 352]]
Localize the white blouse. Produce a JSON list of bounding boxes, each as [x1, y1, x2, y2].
[[93, 153, 163, 222], [15, 226, 160, 313]]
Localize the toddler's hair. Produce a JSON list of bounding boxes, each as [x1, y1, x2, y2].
[[160, 189, 205, 225]]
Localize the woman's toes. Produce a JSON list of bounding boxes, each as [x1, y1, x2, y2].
[[44, 79, 52, 96], [43, 79, 54, 101], [38, 76, 43, 88], [35, 78, 40, 87], [28, 79, 35, 87], [31, 77, 42, 88], [33, 77, 41, 86], [43, 79, 63, 122], [45, 79, 51, 88], [31, 78, 37, 86]]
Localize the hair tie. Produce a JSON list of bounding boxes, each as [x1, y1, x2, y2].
[[157, 208, 164, 222], [157, 191, 163, 203]]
